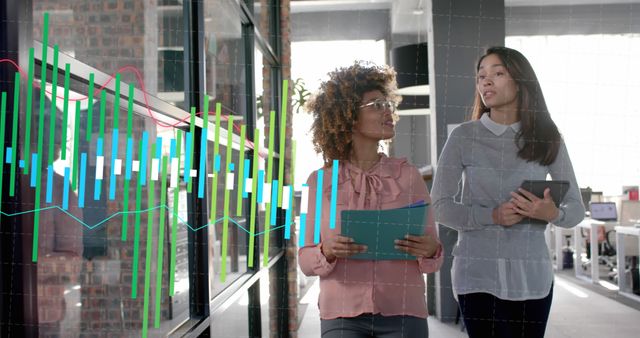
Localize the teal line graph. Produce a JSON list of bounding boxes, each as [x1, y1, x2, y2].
[[0, 204, 289, 235]]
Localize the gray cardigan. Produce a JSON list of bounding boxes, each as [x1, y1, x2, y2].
[[431, 114, 585, 300]]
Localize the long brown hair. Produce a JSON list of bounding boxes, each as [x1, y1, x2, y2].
[[471, 47, 561, 166]]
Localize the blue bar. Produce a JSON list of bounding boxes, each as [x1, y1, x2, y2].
[[62, 167, 70, 210], [314, 170, 324, 244], [228, 162, 234, 171], [197, 128, 207, 199], [284, 186, 293, 240], [299, 213, 307, 247], [140, 132, 148, 186], [109, 129, 119, 200], [256, 170, 264, 203], [170, 138, 176, 159], [155, 137, 163, 163], [94, 138, 104, 200], [214, 154, 220, 172], [329, 160, 339, 229], [79, 153, 87, 208], [46, 165, 53, 203], [270, 179, 278, 225], [19, 159, 24, 168], [30, 153, 38, 187], [242, 159, 250, 198], [96, 138, 104, 156], [125, 137, 133, 180], [5, 147, 11, 163], [184, 132, 192, 183]]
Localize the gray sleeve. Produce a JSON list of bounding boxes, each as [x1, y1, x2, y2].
[[549, 141, 586, 228], [431, 128, 495, 231]]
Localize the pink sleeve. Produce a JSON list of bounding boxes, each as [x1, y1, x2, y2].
[[297, 171, 337, 277]]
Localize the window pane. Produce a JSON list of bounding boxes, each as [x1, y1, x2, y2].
[[208, 141, 249, 297], [204, 0, 248, 121], [27, 69, 190, 336], [33, 0, 186, 109], [252, 0, 275, 46]]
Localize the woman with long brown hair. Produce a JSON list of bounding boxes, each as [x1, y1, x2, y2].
[[431, 47, 585, 338]]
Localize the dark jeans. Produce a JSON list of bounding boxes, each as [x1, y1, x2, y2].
[[457, 284, 554, 338], [321, 313, 428, 338]]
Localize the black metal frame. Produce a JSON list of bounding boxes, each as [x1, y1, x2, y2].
[[0, 1, 38, 337]]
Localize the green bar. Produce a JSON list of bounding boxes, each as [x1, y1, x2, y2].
[[122, 83, 134, 241], [127, 84, 134, 138], [248, 129, 259, 268], [22, 48, 35, 174], [155, 155, 169, 327], [0, 93, 7, 207], [142, 143, 156, 337], [214, 103, 221, 155], [122, 172, 130, 241], [235, 124, 246, 216], [290, 140, 297, 209], [209, 102, 219, 223], [71, 100, 81, 191], [277, 80, 289, 207], [113, 73, 120, 129], [170, 130, 182, 296], [263, 110, 276, 267], [132, 140, 144, 299], [202, 97, 209, 129], [220, 116, 233, 282], [99, 90, 106, 140], [32, 57, 50, 262], [187, 107, 196, 193], [86, 74, 94, 142], [61, 63, 70, 161], [9, 72, 20, 196], [48, 45, 59, 165]]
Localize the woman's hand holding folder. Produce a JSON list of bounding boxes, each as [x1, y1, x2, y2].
[[394, 234, 439, 259], [320, 235, 368, 263]]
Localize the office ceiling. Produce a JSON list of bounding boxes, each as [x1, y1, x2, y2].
[[291, 0, 640, 35]]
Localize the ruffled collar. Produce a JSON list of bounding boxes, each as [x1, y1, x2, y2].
[[323, 154, 406, 210]]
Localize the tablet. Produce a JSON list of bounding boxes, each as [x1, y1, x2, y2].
[[519, 180, 570, 207], [518, 180, 570, 224], [340, 205, 427, 260]]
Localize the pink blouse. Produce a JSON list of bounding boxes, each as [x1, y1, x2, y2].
[[298, 155, 443, 320]]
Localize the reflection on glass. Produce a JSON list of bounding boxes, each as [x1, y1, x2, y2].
[[31, 69, 189, 336], [204, 0, 247, 121], [33, 0, 186, 109]]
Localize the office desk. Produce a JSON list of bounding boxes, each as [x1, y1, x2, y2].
[[574, 219, 618, 283], [615, 225, 640, 302]]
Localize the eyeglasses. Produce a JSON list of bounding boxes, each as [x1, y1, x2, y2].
[[359, 99, 397, 113]]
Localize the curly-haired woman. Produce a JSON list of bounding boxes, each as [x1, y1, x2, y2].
[[298, 61, 443, 338]]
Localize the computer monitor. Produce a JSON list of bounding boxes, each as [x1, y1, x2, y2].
[[590, 202, 618, 221]]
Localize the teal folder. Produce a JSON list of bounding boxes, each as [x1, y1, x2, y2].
[[340, 205, 428, 260]]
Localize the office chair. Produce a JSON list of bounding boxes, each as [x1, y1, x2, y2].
[[580, 226, 617, 274]]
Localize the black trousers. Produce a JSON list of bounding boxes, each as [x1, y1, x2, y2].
[[457, 284, 553, 338]]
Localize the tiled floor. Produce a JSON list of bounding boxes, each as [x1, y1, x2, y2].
[[297, 274, 640, 337]]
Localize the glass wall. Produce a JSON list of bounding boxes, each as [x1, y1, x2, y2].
[[0, 0, 287, 336]]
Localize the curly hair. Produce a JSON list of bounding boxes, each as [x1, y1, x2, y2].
[[306, 61, 400, 166]]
